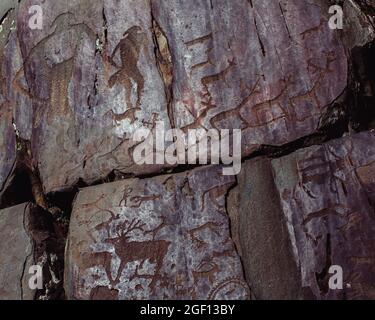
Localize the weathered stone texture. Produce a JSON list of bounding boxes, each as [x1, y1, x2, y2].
[[228, 158, 308, 300], [343, 0, 375, 48], [0, 203, 67, 300], [0, 2, 18, 197], [272, 131, 375, 299], [0, 0, 374, 301], [12, 0, 171, 193], [0, 0, 364, 193], [228, 131, 375, 300], [0, 203, 36, 300], [152, 0, 347, 153], [65, 166, 250, 300]]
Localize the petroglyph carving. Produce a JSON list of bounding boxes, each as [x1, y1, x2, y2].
[[104, 107, 140, 125], [108, 26, 149, 111], [66, 167, 248, 299], [188, 222, 222, 249], [272, 132, 375, 299], [93, 214, 170, 291], [192, 261, 220, 285], [297, 155, 332, 186], [13, 12, 95, 128], [207, 278, 251, 300], [183, 32, 236, 119], [119, 187, 161, 208]]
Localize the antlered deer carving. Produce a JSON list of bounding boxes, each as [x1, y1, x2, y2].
[[104, 218, 170, 290]]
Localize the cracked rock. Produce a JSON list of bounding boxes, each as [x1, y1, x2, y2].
[[65, 165, 249, 300], [0, 203, 35, 300], [228, 158, 308, 300], [0, 0, 374, 301], [3, 0, 368, 193], [272, 131, 375, 299], [0, 203, 67, 300], [229, 131, 375, 300]]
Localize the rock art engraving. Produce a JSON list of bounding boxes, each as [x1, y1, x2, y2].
[[107, 26, 149, 115], [65, 166, 250, 300], [97, 215, 171, 291], [15, 12, 96, 128], [152, 0, 347, 147], [1, 0, 374, 302], [272, 131, 375, 299]]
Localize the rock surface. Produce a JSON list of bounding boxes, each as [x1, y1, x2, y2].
[[0, 0, 374, 300], [0, 1, 17, 198], [152, 0, 347, 151], [228, 158, 307, 300], [1, 0, 366, 193], [228, 131, 375, 300], [65, 165, 250, 300], [0, 203, 35, 300], [0, 202, 67, 300], [14, 0, 172, 193], [272, 131, 375, 299]]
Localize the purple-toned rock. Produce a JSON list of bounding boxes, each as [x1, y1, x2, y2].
[[0, 202, 67, 300], [65, 166, 250, 300], [228, 158, 308, 300], [0, 203, 35, 300], [15, 0, 171, 193], [0, 4, 19, 198], [0, 107, 15, 198], [272, 131, 375, 299], [7, 0, 360, 193], [151, 0, 347, 154]]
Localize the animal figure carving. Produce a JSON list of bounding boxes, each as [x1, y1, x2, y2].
[[100, 217, 170, 291], [108, 26, 149, 122], [192, 261, 220, 285], [13, 12, 95, 127]]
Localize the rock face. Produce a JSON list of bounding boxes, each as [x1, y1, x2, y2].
[[0, 203, 35, 300], [13, 0, 172, 193], [0, 1, 17, 199], [272, 131, 375, 299], [228, 158, 307, 300], [0, 0, 374, 300], [0, 202, 66, 300], [65, 166, 250, 300], [229, 131, 375, 300], [152, 0, 347, 151], [0, 0, 360, 193]]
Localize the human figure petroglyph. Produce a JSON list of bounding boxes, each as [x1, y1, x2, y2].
[[107, 26, 150, 124]]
